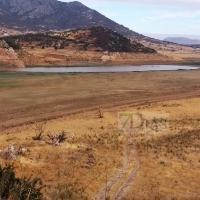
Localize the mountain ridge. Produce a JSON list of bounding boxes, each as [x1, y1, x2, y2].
[[0, 0, 185, 49], [0, 0, 142, 39], [164, 37, 200, 45]]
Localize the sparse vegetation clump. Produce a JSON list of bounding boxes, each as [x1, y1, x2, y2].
[[0, 40, 9, 49], [0, 164, 43, 200], [47, 131, 68, 145], [32, 123, 45, 140], [98, 109, 104, 118], [0, 143, 27, 160], [0, 37, 21, 50]]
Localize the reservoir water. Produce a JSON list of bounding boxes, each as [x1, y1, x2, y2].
[[15, 65, 199, 73]]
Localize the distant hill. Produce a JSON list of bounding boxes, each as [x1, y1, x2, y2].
[[164, 37, 200, 45], [0, 0, 187, 48], [144, 33, 200, 40], [1, 27, 156, 53]]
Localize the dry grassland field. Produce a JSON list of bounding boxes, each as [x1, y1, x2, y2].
[[0, 70, 200, 200], [140, 40, 200, 64]]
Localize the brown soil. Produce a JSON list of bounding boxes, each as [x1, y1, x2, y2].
[[19, 48, 176, 67], [0, 48, 24, 67]]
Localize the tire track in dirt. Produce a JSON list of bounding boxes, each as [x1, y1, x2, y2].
[[96, 132, 140, 200], [113, 135, 140, 200]]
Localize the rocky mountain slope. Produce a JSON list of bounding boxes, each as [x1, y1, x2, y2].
[[164, 37, 200, 45], [0, 0, 183, 48], [0, 0, 142, 39]]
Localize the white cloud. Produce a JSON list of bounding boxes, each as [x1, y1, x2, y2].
[[135, 0, 200, 9], [143, 11, 200, 21]]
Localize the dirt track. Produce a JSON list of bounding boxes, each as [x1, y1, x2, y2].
[[96, 133, 140, 200]]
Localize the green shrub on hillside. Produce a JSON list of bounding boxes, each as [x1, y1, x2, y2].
[[4, 39, 21, 50], [0, 164, 43, 200]]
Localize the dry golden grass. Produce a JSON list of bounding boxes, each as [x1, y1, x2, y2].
[[1, 98, 200, 199], [123, 98, 200, 200], [140, 39, 200, 63], [0, 111, 126, 199]]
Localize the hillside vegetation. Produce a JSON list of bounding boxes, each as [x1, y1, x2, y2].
[[0, 40, 24, 67], [1, 27, 156, 53]]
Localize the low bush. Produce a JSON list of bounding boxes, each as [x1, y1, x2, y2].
[[0, 164, 43, 200]]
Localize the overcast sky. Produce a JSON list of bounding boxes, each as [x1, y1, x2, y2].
[[61, 0, 200, 37]]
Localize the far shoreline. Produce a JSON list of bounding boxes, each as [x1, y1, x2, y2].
[[22, 61, 200, 68]]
